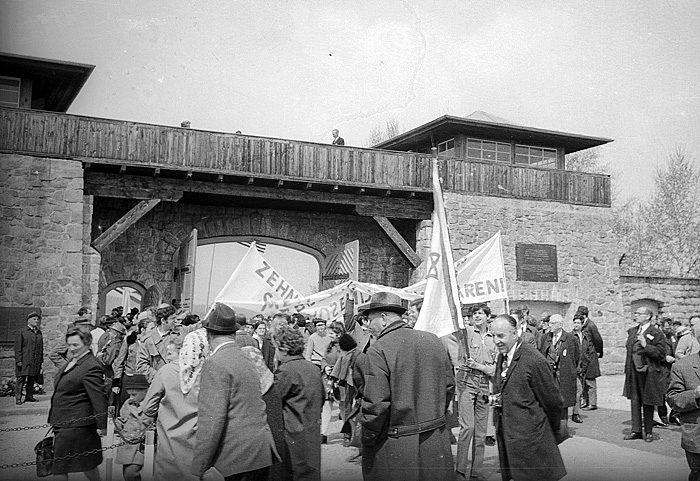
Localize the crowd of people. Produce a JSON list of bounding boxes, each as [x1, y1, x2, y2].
[[13, 296, 700, 481]]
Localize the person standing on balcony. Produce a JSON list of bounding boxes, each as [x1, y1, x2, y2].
[[331, 129, 345, 145]]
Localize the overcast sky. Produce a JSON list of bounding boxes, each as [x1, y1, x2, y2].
[[2, 0, 698, 202]]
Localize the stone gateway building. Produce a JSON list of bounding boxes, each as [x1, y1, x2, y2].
[[1, 53, 696, 384]]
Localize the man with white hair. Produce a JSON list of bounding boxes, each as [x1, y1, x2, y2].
[[539, 314, 581, 428]]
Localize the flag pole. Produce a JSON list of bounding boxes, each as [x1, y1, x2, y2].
[[432, 149, 470, 359]]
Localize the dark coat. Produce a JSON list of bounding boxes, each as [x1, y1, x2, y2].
[[259, 335, 276, 372], [580, 320, 603, 379], [48, 352, 107, 429], [193, 342, 277, 478], [667, 353, 700, 453], [15, 327, 43, 376], [275, 355, 324, 481], [494, 342, 566, 481], [360, 321, 455, 481], [623, 324, 668, 406], [539, 330, 580, 408]]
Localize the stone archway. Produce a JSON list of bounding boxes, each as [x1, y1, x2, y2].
[[98, 280, 146, 318]]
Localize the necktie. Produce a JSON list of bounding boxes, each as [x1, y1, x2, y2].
[[501, 354, 509, 378]]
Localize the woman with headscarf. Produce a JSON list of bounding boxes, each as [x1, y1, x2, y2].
[[143, 329, 207, 480]]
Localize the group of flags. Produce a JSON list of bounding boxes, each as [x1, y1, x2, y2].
[[213, 157, 508, 339]]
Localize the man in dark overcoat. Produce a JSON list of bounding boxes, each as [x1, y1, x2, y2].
[[14, 311, 44, 404], [623, 306, 669, 442], [360, 292, 455, 481], [577, 306, 603, 411], [667, 338, 700, 481], [492, 314, 566, 481], [539, 314, 580, 428]]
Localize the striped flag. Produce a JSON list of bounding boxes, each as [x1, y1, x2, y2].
[[238, 241, 266, 254]]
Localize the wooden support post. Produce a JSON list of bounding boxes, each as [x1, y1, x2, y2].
[[372, 215, 422, 268], [142, 430, 155, 481], [92, 199, 161, 252]]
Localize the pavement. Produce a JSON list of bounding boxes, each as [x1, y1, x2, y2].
[[0, 375, 690, 481]]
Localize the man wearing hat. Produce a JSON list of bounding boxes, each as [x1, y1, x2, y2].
[[15, 311, 44, 405], [359, 292, 455, 481], [193, 303, 278, 480]]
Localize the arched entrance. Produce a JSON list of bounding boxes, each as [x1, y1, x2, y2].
[[192, 236, 322, 316], [99, 280, 145, 318]]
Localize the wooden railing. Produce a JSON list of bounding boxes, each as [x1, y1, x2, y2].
[[0, 107, 610, 206]]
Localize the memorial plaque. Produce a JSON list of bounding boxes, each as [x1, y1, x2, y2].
[[516, 243, 558, 282]]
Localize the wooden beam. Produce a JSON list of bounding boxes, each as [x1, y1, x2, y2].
[[371, 215, 422, 268], [84, 172, 432, 219], [92, 199, 161, 252]]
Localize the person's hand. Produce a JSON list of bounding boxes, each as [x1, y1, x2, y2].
[[666, 355, 676, 364], [637, 332, 647, 348], [112, 386, 120, 394], [97, 429, 106, 437], [465, 358, 481, 371]]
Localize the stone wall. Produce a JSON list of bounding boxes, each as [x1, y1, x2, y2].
[[0, 153, 87, 386], [415, 193, 626, 373], [621, 275, 700, 322], [92, 198, 414, 311]]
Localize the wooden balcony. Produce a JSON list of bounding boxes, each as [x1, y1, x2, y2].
[[0, 107, 610, 207]]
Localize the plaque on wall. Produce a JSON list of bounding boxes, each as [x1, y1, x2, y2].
[[516, 244, 558, 282]]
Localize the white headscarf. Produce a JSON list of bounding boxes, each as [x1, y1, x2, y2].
[[179, 328, 209, 394]]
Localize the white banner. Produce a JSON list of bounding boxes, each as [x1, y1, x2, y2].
[[402, 232, 508, 305], [213, 243, 350, 322]]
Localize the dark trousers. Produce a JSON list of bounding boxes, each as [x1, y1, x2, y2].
[[225, 467, 269, 481], [686, 451, 700, 481], [630, 395, 655, 435], [15, 375, 36, 401]]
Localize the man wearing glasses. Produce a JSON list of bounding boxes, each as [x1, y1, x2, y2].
[[622, 306, 669, 443]]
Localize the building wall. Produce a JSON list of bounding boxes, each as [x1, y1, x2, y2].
[[93, 198, 413, 311], [417, 193, 626, 373], [620, 275, 700, 323], [0, 153, 87, 386]]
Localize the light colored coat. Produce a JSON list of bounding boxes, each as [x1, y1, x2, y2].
[[143, 362, 199, 480], [667, 353, 700, 453]]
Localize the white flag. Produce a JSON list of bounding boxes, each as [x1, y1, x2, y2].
[[413, 158, 464, 338]]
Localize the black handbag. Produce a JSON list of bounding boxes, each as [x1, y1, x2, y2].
[[34, 427, 54, 477]]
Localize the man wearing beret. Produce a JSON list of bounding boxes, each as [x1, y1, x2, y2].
[[359, 292, 455, 481], [15, 311, 44, 405], [193, 303, 278, 480]]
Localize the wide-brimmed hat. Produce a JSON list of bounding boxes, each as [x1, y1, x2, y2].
[[123, 374, 149, 390], [360, 292, 406, 316], [203, 303, 239, 334]]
